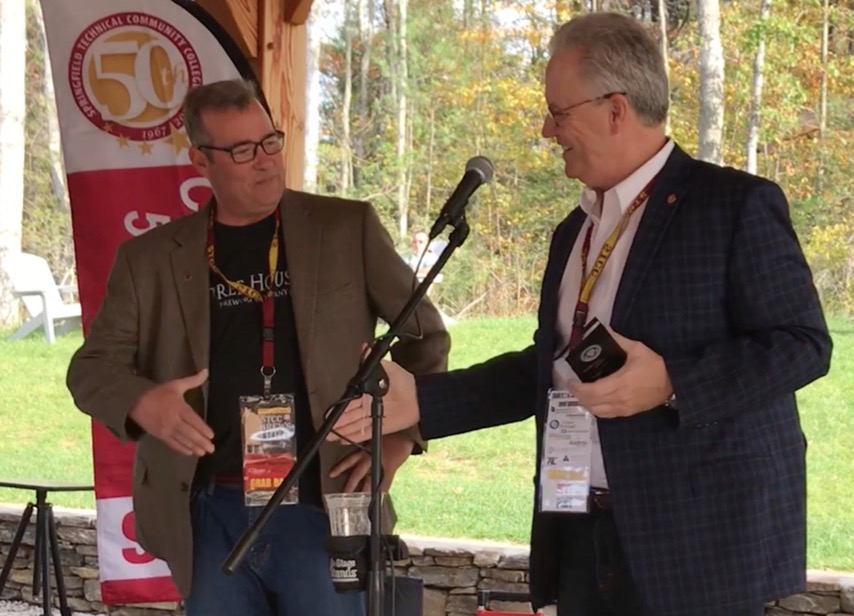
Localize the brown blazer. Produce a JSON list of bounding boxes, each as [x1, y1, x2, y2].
[[66, 190, 450, 597]]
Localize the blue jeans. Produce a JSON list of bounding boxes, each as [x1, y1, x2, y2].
[[184, 484, 366, 616]]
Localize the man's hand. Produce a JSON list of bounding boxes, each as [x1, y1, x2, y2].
[[568, 331, 673, 418], [329, 432, 416, 492], [129, 369, 214, 456], [328, 359, 420, 443]]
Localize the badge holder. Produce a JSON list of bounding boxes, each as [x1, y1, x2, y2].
[[240, 394, 298, 506], [540, 390, 593, 513], [223, 216, 472, 616]]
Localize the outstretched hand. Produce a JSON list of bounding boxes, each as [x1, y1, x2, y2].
[[328, 359, 420, 443], [329, 432, 416, 492], [129, 369, 214, 456]]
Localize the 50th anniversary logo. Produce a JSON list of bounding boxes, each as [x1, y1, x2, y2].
[[68, 12, 203, 155]]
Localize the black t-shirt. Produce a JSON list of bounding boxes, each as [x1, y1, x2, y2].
[[195, 212, 321, 508]]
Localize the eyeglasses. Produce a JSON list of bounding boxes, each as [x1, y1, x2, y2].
[[545, 92, 625, 126], [197, 130, 285, 164]]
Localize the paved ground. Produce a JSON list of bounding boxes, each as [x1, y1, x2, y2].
[[0, 600, 102, 615]]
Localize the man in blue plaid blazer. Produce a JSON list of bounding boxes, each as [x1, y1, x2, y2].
[[332, 12, 832, 616]]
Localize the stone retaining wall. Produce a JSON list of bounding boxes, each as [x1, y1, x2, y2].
[[1, 504, 852, 615]]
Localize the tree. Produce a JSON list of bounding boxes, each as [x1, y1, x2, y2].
[[387, 0, 410, 238], [696, 0, 725, 164], [355, 0, 375, 190], [746, 0, 772, 175], [341, 0, 355, 193], [33, 0, 68, 214], [0, 0, 27, 325], [304, 0, 326, 192], [817, 0, 830, 193], [657, 0, 671, 133], [658, 0, 670, 78], [311, 0, 854, 315]]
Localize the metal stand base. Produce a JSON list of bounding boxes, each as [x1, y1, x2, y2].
[[0, 490, 72, 616]]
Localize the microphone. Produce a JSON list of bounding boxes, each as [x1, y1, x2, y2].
[[428, 156, 494, 239]]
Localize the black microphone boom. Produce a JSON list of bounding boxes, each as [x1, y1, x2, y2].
[[428, 156, 494, 239]]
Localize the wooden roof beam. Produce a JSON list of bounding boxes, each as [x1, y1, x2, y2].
[[284, 0, 313, 25], [194, 0, 259, 60]]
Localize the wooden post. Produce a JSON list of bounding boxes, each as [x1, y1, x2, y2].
[[260, 0, 307, 190]]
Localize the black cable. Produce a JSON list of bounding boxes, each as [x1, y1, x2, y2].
[[382, 535, 396, 616]]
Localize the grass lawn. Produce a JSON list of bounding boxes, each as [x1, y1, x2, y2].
[[0, 316, 851, 571]]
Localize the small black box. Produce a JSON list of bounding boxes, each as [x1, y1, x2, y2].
[[565, 319, 627, 383]]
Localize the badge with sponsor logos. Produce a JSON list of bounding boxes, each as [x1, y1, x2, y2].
[[240, 394, 298, 507], [539, 390, 593, 514]]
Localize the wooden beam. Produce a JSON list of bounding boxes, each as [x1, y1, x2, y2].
[[195, 0, 259, 60], [284, 0, 313, 25], [259, 0, 307, 190]]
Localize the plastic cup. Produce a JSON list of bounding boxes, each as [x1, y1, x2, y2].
[[324, 492, 374, 536]]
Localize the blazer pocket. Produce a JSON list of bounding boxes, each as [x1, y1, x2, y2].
[[689, 455, 772, 498], [133, 457, 150, 488]]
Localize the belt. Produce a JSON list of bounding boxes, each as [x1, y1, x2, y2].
[[589, 488, 612, 511], [211, 473, 244, 488]]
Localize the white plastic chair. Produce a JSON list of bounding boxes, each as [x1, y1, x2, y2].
[[1, 252, 81, 344]]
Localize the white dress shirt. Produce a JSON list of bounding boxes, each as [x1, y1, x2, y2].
[[551, 139, 675, 488]]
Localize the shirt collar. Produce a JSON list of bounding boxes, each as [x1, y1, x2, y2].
[[579, 139, 675, 220]]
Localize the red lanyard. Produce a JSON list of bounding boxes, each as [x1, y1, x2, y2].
[[207, 207, 281, 395], [567, 178, 656, 350]]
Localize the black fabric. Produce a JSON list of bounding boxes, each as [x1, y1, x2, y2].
[[556, 510, 643, 616], [554, 510, 766, 616], [383, 576, 423, 616], [196, 213, 320, 508]]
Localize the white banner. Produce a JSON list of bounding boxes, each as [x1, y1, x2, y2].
[[40, 0, 249, 604]]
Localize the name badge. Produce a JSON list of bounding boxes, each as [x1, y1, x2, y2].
[[539, 390, 592, 513], [240, 393, 298, 507]]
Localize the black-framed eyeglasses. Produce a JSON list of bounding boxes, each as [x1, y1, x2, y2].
[[197, 130, 285, 164], [546, 92, 625, 126]]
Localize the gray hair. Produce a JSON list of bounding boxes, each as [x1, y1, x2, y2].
[[182, 78, 262, 146], [549, 12, 669, 126]]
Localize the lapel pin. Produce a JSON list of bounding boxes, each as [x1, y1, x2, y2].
[[666, 194, 677, 205]]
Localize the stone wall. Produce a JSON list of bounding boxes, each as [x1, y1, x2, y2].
[[2, 504, 852, 616]]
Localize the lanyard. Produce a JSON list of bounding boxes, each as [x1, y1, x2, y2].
[[566, 178, 656, 351], [207, 206, 281, 395]]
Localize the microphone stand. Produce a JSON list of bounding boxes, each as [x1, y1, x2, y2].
[[223, 217, 471, 616]]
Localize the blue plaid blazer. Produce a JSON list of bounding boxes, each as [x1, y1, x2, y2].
[[417, 145, 832, 616]]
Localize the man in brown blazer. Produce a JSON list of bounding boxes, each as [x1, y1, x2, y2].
[[66, 78, 449, 616]]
